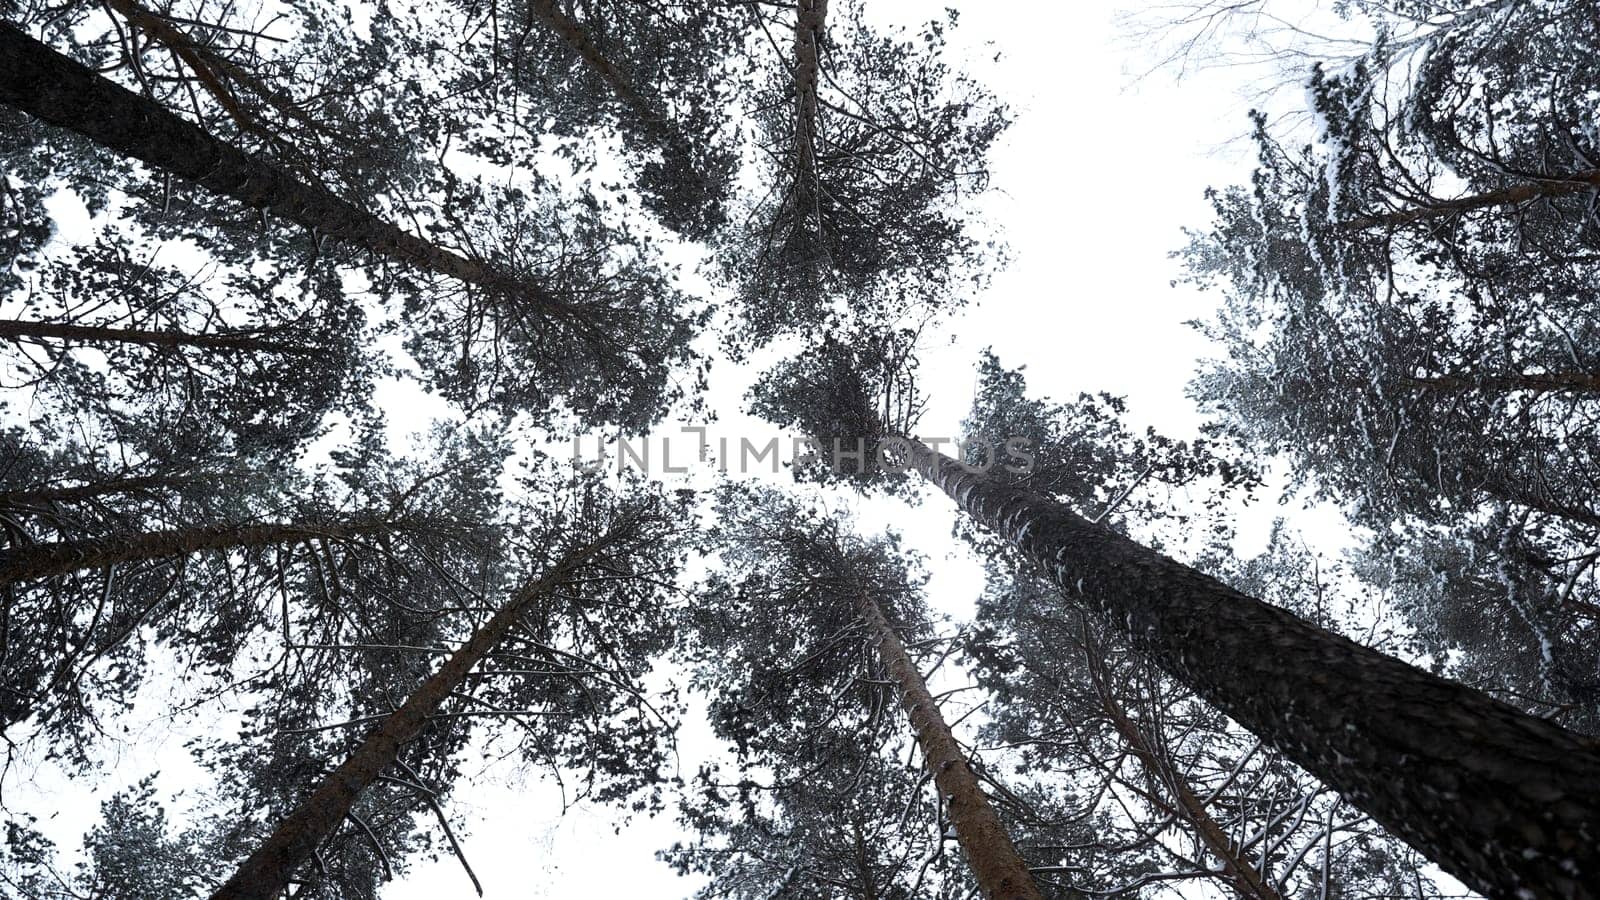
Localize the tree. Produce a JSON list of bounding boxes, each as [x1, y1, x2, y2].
[[718, 4, 1008, 348], [0, 421, 500, 759], [748, 342, 1600, 898], [455, 0, 743, 238], [1177, 2, 1600, 728], [670, 484, 1045, 900], [22, 0, 449, 204], [0, 24, 526, 299], [971, 539, 1454, 899], [211, 476, 686, 899], [1, 21, 701, 434], [0, 776, 224, 898], [1, 236, 373, 456]]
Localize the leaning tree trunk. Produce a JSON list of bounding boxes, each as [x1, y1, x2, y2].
[[1090, 672, 1283, 900], [0, 25, 558, 307], [209, 535, 610, 900], [1343, 168, 1600, 230], [905, 439, 1600, 900], [526, 0, 663, 131], [0, 519, 392, 585], [0, 319, 313, 354], [855, 589, 1048, 900], [0, 472, 204, 509]]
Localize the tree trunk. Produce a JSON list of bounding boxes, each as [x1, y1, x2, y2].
[[0, 520, 391, 585], [0, 24, 558, 308], [526, 0, 662, 131], [0, 471, 204, 508], [1089, 668, 1283, 900], [792, 0, 827, 208], [208, 536, 610, 900], [1343, 169, 1600, 230], [855, 589, 1047, 900], [0, 319, 312, 354], [906, 439, 1600, 900]]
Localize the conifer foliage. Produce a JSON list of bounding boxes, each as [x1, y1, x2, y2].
[[3, 0, 1599, 898]]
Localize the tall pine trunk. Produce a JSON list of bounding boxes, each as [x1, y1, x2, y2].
[[208, 535, 611, 900], [905, 440, 1600, 900], [1343, 168, 1600, 229], [792, 0, 827, 213], [0, 319, 312, 354], [0, 520, 392, 585], [855, 589, 1047, 900], [0, 25, 558, 307]]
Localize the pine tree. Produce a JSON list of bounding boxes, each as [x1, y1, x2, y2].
[[1178, 2, 1600, 729], [748, 342, 1600, 898], [460, 0, 743, 238], [718, 5, 1008, 349], [210, 477, 685, 898], [671, 484, 1045, 899], [2, 20, 701, 435]]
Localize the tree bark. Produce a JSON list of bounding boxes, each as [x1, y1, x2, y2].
[[855, 589, 1047, 900], [1089, 670, 1283, 900], [208, 535, 611, 900], [526, 0, 662, 131], [0, 24, 558, 308], [1343, 169, 1600, 230], [906, 439, 1600, 900], [792, 0, 827, 207], [0, 319, 312, 354], [0, 519, 391, 585], [0, 471, 204, 508]]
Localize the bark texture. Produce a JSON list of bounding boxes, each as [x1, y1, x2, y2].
[[1343, 169, 1600, 229], [0, 520, 389, 585], [856, 590, 1048, 900], [907, 440, 1600, 900], [0, 472, 203, 508], [208, 537, 610, 900], [0, 319, 311, 354], [792, 0, 828, 204], [0, 24, 555, 305]]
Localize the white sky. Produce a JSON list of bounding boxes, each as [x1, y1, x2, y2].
[[2, 1, 1375, 896]]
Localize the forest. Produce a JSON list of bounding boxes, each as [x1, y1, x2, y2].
[[1, 0, 1598, 897]]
